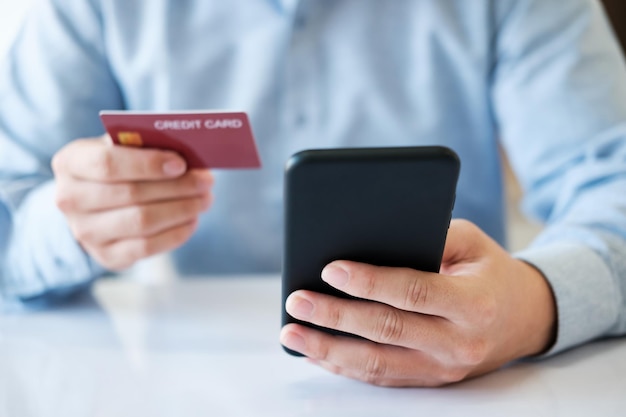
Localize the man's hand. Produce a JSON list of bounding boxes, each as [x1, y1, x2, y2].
[[280, 219, 556, 387], [52, 136, 213, 270]]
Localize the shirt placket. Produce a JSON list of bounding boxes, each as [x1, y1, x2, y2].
[[282, 0, 322, 152]]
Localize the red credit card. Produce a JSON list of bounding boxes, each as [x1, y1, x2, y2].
[[99, 110, 262, 169]]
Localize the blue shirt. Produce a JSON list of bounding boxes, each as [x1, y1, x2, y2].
[[1, 0, 626, 355]]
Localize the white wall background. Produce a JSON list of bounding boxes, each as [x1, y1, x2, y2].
[[0, 2, 32, 59]]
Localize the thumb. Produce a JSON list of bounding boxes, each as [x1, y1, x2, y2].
[[441, 219, 489, 268]]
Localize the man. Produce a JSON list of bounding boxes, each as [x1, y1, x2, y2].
[[1, 0, 625, 387]]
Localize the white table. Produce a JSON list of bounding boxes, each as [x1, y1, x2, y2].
[[1, 275, 625, 417]]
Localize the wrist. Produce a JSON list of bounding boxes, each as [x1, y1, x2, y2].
[[517, 260, 557, 357]]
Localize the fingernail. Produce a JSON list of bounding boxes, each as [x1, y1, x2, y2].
[[163, 159, 186, 176], [321, 265, 349, 288], [281, 330, 306, 353], [287, 295, 314, 320]]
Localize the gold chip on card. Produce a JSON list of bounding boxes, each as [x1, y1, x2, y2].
[[117, 132, 143, 147]]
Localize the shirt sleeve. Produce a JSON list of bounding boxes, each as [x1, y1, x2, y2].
[[0, 181, 102, 309], [0, 0, 123, 305], [492, 0, 626, 354]]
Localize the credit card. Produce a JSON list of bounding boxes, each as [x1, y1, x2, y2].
[[99, 110, 262, 169]]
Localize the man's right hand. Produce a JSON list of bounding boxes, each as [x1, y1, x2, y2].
[[51, 135, 213, 271]]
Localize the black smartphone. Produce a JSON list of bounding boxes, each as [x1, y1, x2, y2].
[[281, 146, 460, 355]]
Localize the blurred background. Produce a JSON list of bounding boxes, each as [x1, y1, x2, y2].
[[0, 0, 623, 254]]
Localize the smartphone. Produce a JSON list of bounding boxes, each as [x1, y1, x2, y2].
[[281, 146, 460, 355]]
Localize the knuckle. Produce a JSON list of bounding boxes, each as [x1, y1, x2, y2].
[[315, 341, 332, 363], [405, 278, 429, 310], [453, 338, 489, 367], [360, 267, 378, 299], [92, 150, 116, 179], [375, 309, 404, 344], [116, 183, 141, 204], [325, 304, 344, 330], [362, 353, 389, 382], [128, 206, 152, 232], [473, 294, 498, 327]]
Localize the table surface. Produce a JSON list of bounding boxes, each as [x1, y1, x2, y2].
[[1, 275, 625, 417]]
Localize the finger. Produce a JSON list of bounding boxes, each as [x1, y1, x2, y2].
[[312, 360, 448, 388], [320, 260, 464, 318], [88, 220, 199, 271], [285, 290, 453, 353], [56, 169, 213, 213], [70, 194, 211, 244], [52, 137, 188, 182], [280, 324, 466, 387]]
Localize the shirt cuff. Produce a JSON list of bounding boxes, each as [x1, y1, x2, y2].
[[2, 181, 106, 302], [515, 243, 620, 356]]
